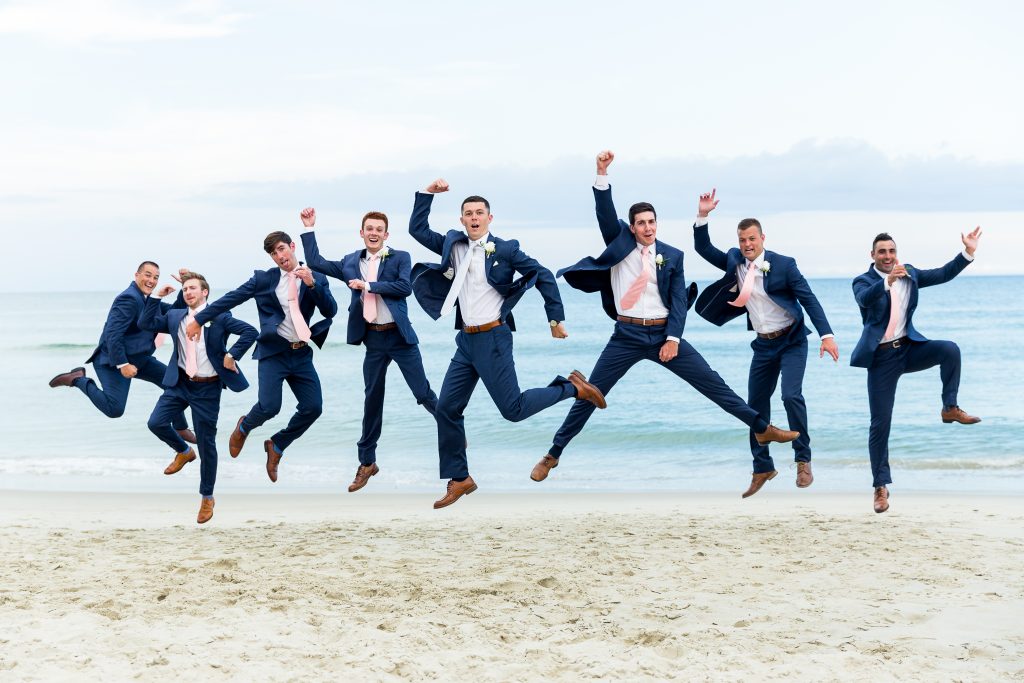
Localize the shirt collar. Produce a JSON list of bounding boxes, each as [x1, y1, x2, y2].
[[466, 232, 490, 247], [873, 265, 892, 280], [746, 251, 766, 269], [364, 246, 387, 261]]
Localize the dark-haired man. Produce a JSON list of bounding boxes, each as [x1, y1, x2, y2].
[[140, 270, 257, 523], [300, 207, 437, 493], [187, 232, 337, 483], [693, 191, 838, 498], [409, 178, 606, 509], [852, 228, 982, 513], [533, 151, 797, 484], [49, 261, 195, 444]]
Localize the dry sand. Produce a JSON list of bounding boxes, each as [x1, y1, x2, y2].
[[1, 490, 1022, 681]]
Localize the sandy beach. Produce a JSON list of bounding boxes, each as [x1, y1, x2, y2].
[[1, 490, 1021, 681]]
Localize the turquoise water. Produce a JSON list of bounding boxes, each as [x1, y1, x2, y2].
[[2, 277, 1021, 494]]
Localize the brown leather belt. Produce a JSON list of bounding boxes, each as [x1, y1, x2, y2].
[[290, 341, 308, 349], [616, 315, 667, 327], [367, 322, 397, 331], [463, 320, 503, 334], [757, 324, 792, 340], [878, 336, 910, 351], [184, 373, 219, 383]]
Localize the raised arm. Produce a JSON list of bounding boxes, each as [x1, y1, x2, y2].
[[298, 208, 348, 280], [692, 188, 729, 271], [137, 294, 177, 334], [408, 179, 449, 255], [193, 275, 257, 337], [594, 150, 625, 246], [917, 227, 980, 288]]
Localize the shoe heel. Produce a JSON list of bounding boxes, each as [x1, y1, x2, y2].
[[942, 419, 953, 424], [466, 484, 478, 495], [767, 471, 778, 481]]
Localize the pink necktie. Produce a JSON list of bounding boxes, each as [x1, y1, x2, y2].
[[363, 254, 380, 323], [729, 261, 758, 308], [154, 332, 166, 348], [884, 280, 901, 341], [184, 312, 199, 377], [619, 245, 650, 311], [287, 272, 313, 343]]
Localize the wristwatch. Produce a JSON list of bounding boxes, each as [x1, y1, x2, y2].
[[549, 320, 560, 328]]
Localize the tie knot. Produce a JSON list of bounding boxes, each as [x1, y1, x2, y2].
[[640, 244, 649, 256]]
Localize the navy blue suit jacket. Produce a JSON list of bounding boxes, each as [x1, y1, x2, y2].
[[195, 267, 337, 360], [138, 295, 257, 392], [693, 224, 833, 343], [301, 231, 419, 346], [850, 253, 971, 368], [408, 191, 565, 331], [557, 186, 694, 340], [86, 282, 172, 367]]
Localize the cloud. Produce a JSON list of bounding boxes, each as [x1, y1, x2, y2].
[[0, 0, 243, 43]]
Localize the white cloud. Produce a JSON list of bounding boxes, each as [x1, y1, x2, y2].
[[0, 0, 243, 43]]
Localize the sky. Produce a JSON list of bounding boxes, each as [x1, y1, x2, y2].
[[2, 0, 1022, 292]]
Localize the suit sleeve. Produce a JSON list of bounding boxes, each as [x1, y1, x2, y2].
[[511, 245, 565, 322], [408, 192, 446, 255], [594, 186, 625, 246], [137, 297, 174, 334], [915, 253, 972, 288], [300, 231, 348, 280], [102, 293, 140, 366], [366, 252, 413, 299], [787, 262, 833, 337], [852, 274, 887, 308], [666, 255, 688, 339], [222, 312, 258, 359], [692, 224, 729, 271], [196, 275, 257, 325]]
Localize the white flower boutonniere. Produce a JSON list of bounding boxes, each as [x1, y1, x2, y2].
[[379, 246, 391, 261], [443, 267, 455, 280], [655, 254, 666, 270], [484, 241, 496, 256], [760, 261, 771, 275]]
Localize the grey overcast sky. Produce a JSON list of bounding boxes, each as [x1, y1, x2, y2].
[[2, 0, 1022, 291]]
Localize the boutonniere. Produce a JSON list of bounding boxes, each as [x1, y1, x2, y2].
[[491, 261, 499, 267], [483, 241, 496, 256], [759, 261, 771, 275], [379, 246, 391, 261], [655, 254, 666, 270], [443, 267, 455, 280]]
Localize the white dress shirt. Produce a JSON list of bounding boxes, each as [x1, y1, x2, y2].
[[735, 253, 795, 335], [596, 176, 678, 343], [874, 250, 975, 343], [450, 233, 504, 326], [360, 250, 394, 325], [275, 268, 304, 343], [177, 302, 217, 378]]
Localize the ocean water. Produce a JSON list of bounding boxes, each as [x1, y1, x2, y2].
[[2, 276, 1021, 494]]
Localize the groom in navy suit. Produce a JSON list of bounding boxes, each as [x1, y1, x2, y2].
[[409, 178, 606, 509], [300, 206, 438, 493], [852, 229, 982, 513], [49, 261, 195, 444], [187, 232, 337, 483], [693, 190, 838, 498], [533, 151, 797, 484], [140, 270, 257, 524]]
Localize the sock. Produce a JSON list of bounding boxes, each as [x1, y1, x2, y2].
[[272, 441, 283, 455], [452, 476, 467, 483]]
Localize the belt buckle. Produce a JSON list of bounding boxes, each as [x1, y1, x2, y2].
[[892, 338, 901, 349]]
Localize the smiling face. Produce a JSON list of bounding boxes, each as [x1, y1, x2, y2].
[[134, 262, 160, 296], [268, 240, 298, 272], [737, 226, 765, 262], [872, 239, 898, 274], [460, 201, 492, 242], [181, 277, 209, 309], [630, 211, 657, 247], [361, 218, 389, 254]]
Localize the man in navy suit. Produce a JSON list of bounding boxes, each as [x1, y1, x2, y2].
[[140, 270, 257, 524], [186, 232, 338, 483], [299, 206, 438, 493], [49, 261, 195, 445], [693, 190, 839, 498], [532, 151, 798, 484], [409, 178, 606, 509], [852, 229, 982, 513]]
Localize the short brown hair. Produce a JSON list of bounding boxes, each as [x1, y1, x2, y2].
[[137, 260, 160, 273], [737, 218, 762, 234], [361, 211, 389, 230], [263, 231, 292, 254], [872, 232, 896, 251], [180, 271, 210, 295]]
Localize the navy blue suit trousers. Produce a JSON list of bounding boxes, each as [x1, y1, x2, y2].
[[75, 356, 187, 430], [148, 374, 222, 496], [243, 345, 323, 453], [747, 335, 811, 473]]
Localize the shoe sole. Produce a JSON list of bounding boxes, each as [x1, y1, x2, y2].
[[741, 470, 778, 498], [348, 466, 379, 493], [48, 367, 86, 388], [570, 370, 607, 409], [229, 416, 247, 457], [433, 483, 478, 509]]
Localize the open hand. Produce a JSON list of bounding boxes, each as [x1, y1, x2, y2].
[[170, 268, 190, 284], [961, 226, 982, 256], [819, 337, 839, 362], [698, 189, 719, 217], [155, 284, 177, 298]]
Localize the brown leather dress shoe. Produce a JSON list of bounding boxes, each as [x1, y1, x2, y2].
[[941, 406, 981, 425], [741, 470, 777, 498], [568, 370, 606, 409], [197, 497, 215, 524], [531, 454, 559, 482], [348, 463, 379, 492], [48, 367, 86, 388], [873, 486, 890, 513], [796, 461, 813, 488], [265, 440, 282, 483], [228, 415, 248, 457], [433, 476, 478, 509], [754, 424, 800, 445], [176, 428, 198, 444], [164, 447, 197, 475]]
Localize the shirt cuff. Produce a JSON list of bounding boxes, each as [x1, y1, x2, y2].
[[694, 216, 708, 227], [594, 175, 610, 190], [365, 282, 372, 292], [820, 333, 834, 340], [962, 249, 975, 262], [883, 278, 891, 291], [666, 336, 680, 343], [116, 363, 128, 368]]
